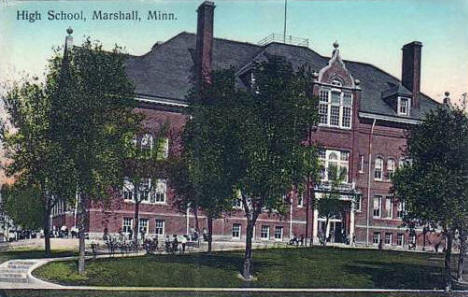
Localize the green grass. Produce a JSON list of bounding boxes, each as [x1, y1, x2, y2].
[[0, 290, 464, 297], [33, 247, 447, 289], [0, 247, 77, 265]]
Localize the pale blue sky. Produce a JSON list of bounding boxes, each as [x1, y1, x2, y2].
[[1, 0, 467, 102]]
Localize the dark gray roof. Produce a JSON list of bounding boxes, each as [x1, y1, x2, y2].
[[125, 32, 439, 120], [381, 83, 412, 99]]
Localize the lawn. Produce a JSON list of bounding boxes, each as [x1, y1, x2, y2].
[[33, 246, 447, 289], [0, 248, 76, 265], [0, 290, 464, 297]]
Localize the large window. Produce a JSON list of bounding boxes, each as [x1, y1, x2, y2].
[[385, 233, 393, 245], [318, 87, 353, 129], [140, 133, 154, 151], [153, 179, 167, 203], [261, 225, 270, 240], [232, 224, 241, 239], [297, 193, 304, 208], [385, 197, 393, 219], [139, 218, 149, 235], [373, 232, 381, 245], [139, 178, 151, 202], [123, 218, 133, 234], [397, 202, 405, 219], [274, 226, 283, 241], [155, 219, 165, 235], [386, 158, 396, 180], [374, 157, 384, 181], [123, 178, 134, 201], [397, 233, 404, 246], [373, 196, 381, 218], [318, 149, 349, 183]]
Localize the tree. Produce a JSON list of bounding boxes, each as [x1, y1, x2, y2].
[[234, 57, 319, 279], [1, 184, 43, 231], [316, 164, 348, 246], [1, 76, 76, 256], [123, 122, 169, 245], [392, 105, 468, 291], [49, 37, 141, 274], [181, 69, 242, 252]]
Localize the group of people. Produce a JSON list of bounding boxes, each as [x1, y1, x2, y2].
[[51, 225, 79, 238], [164, 234, 189, 254]]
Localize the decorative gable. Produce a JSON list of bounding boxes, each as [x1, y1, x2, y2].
[[318, 42, 355, 88]]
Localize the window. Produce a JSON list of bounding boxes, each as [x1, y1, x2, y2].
[[317, 87, 353, 129], [155, 219, 165, 235], [139, 218, 149, 235], [298, 193, 304, 208], [385, 197, 393, 219], [123, 178, 134, 201], [397, 233, 404, 246], [373, 232, 381, 245], [153, 179, 167, 203], [319, 149, 349, 183], [157, 137, 169, 159], [398, 97, 410, 116], [139, 178, 151, 202], [385, 233, 393, 245], [232, 224, 241, 239], [374, 157, 383, 180], [123, 218, 133, 234], [373, 196, 381, 218], [386, 159, 396, 180], [397, 202, 405, 219], [358, 155, 364, 173], [233, 199, 242, 209], [261, 225, 270, 240], [140, 133, 153, 151], [274, 226, 283, 241], [354, 194, 362, 212]]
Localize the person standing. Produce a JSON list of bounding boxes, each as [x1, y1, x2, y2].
[[172, 234, 179, 253], [165, 235, 171, 253]]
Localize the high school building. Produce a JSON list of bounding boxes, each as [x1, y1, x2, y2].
[[53, 1, 444, 248]]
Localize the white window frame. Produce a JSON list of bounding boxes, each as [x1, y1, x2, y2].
[[373, 196, 381, 218], [397, 233, 404, 246], [354, 195, 362, 212], [123, 218, 133, 235], [297, 193, 304, 208], [140, 133, 154, 151], [385, 197, 393, 219], [373, 232, 381, 245], [397, 201, 405, 219], [123, 178, 134, 201], [153, 179, 167, 204], [155, 219, 165, 235], [139, 218, 149, 235], [358, 155, 364, 173], [232, 224, 241, 240], [386, 158, 396, 180], [385, 233, 392, 245], [260, 225, 270, 240], [374, 157, 384, 181], [319, 149, 350, 183], [274, 226, 283, 241], [398, 96, 410, 116], [318, 87, 353, 129]]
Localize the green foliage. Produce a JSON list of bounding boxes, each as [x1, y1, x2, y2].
[[49, 38, 141, 200], [317, 164, 349, 223], [392, 106, 468, 230], [1, 184, 43, 230]]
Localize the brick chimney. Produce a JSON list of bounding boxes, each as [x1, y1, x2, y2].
[[195, 1, 215, 91], [401, 41, 422, 109]]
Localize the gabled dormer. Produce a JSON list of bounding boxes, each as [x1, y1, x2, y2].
[[316, 42, 358, 129], [381, 83, 412, 117]]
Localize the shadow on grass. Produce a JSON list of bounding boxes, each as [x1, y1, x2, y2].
[[343, 260, 444, 289]]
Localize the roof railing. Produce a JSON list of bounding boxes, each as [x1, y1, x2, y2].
[[257, 33, 309, 47]]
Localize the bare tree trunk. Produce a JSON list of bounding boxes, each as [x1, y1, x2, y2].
[[444, 229, 453, 292], [458, 229, 467, 282], [323, 217, 329, 247], [242, 218, 255, 280], [207, 216, 213, 253], [310, 180, 316, 247], [133, 199, 140, 245], [78, 193, 87, 275], [43, 196, 51, 257]]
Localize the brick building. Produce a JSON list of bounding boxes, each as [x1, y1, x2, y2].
[[53, 1, 443, 248]]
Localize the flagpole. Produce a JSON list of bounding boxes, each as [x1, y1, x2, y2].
[[283, 0, 287, 43]]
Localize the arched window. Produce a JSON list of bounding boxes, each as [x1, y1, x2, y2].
[[374, 157, 383, 181], [386, 158, 396, 179]]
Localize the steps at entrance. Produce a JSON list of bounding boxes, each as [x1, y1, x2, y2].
[[0, 260, 36, 283], [0, 272, 28, 283]]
